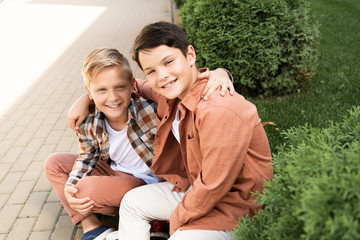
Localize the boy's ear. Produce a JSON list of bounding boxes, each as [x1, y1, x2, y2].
[[85, 85, 94, 100], [131, 77, 136, 91], [186, 45, 196, 66]]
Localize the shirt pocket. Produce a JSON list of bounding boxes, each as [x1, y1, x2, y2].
[[185, 134, 202, 179]]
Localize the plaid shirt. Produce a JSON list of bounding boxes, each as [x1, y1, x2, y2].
[[66, 95, 157, 185]]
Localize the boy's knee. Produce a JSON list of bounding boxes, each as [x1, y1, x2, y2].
[[44, 152, 62, 173], [120, 187, 140, 211], [75, 177, 97, 198]]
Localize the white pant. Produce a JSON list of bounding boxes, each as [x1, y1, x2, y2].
[[118, 182, 234, 240]]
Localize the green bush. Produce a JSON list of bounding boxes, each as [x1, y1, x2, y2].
[[234, 106, 360, 239], [180, 0, 319, 96], [173, 0, 186, 8]]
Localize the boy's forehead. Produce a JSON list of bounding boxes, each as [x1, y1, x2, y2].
[[140, 45, 172, 55], [89, 67, 131, 84], [139, 45, 184, 65]]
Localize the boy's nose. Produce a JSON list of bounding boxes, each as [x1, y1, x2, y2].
[[108, 90, 118, 101], [157, 67, 169, 81]]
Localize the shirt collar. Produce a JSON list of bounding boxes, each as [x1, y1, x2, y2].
[[93, 108, 107, 136], [179, 78, 207, 111], [128, 95, 141, 122]]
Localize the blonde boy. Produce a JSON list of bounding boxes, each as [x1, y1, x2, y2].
[[45, 48, 158, 240]]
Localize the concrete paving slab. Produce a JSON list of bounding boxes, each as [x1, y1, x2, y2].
[[0, 0, 173, 238]]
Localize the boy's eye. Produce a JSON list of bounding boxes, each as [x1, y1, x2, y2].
[[165, 60, 174, 65], [146, 70, 155, 75], [116, 86, 125, 90], [98, 88, 106, 92]]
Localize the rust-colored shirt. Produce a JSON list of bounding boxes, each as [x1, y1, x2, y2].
[[135, 78, 273, 231]]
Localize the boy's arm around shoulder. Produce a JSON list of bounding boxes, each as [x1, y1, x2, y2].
[[67, 93, 94, 133], [133, 78, 160, 103]]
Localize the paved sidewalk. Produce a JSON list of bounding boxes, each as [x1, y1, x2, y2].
[[0, 0, 172, 239]]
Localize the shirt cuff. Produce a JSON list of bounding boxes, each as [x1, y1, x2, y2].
[[66, 175, 79, 186], [170, 206, 183, 231]]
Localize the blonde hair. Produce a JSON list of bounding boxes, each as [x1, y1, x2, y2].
[[82, 48, 133, 86]]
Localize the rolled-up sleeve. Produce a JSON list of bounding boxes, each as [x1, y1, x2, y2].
[[66, 127, 100, 186]]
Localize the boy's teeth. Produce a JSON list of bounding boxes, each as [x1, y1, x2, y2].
[[163, 80, 176, 88], [108, 104, 119, 108]]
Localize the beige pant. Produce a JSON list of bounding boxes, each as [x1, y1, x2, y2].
[[118, 181, 234, 240], [44, 153, 146, 225]]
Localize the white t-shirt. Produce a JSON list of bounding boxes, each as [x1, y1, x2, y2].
[[171, 108, 181, 143], [105, 120, 158, 184]]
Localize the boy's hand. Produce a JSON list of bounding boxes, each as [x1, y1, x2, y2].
[[64, 185, 94, 215], [199, 68, 235, 100], [169, 223, 176, 236], [66, 94, 92, 133]]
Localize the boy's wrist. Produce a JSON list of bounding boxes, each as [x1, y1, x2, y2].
[[219, 68, 234, 82]]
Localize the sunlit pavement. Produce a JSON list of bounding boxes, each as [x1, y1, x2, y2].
[[0, 0, 172, 239]]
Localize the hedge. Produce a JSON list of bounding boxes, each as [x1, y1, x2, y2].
[[173, 0, 186, 8], [180, 0, 319, 96], [234, 106, 360, 239]]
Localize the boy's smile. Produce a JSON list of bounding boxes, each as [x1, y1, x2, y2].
[[86, 66, 132, 131], [139, 45, 197, 100]]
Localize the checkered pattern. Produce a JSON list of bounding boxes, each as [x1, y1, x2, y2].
[[67, 96, 157, 185]]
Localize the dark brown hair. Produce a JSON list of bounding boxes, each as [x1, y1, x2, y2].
[[131, 21, 189, 70]]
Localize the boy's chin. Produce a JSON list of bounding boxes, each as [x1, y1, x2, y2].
[[163, 93, 180, 100], [165, 95, 179, 100], [156, 89, 179, 100]]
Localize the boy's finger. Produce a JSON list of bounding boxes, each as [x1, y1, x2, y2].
[[72, 202, 93, 214], [198, 69, 210, 79], [67, 117, 77, 132], [229, 84, 235, 95], [201, 85, 210, 98], [76, 197, 92, 204], [68, 185, 78, 194], [75, 201, 94, 213], [68, 195, 91, 206], [75, 120, 81, 133], [75, 116, 87, 132], [220, 85, 228, 96], [202, 85, 217, 100], [64, 185, 78, 198], [77, 204, 94, 215], [222, 83, 230, 96], [70, 199, 93, 212], [77, 199, 94, 208]]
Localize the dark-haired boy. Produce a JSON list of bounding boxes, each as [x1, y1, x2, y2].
[[109, 21, 273, 240]]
